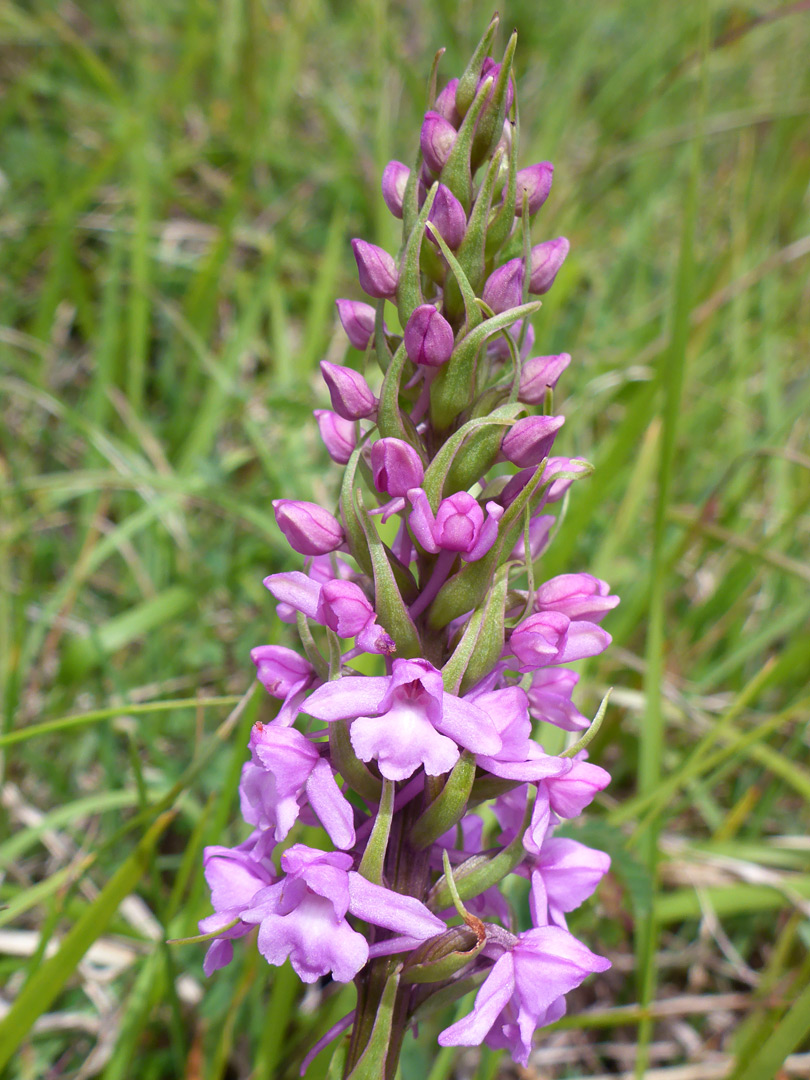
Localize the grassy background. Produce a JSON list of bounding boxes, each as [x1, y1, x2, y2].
[[1, 0, 809, 1077]]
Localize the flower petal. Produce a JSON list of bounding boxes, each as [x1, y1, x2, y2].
[[305, 758, 356, 850], [304, 676, 390, 722], [348, 872, 446, 939], [438, 954, 516, 1047], [437, 694, 502, 755]]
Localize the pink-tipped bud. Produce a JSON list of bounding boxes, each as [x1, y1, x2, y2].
[[316, 579, 375, 638], [381, 160, 410, 219], [542, 457, 591, 503], [529, 238, 570, 295], [518, 354, 571, 404], [404, 304, 455, 368], [314, 409, 356, 465], [371, 438, 425, 497], [510, 611, 611, 671], [479, 58, 515, 113], [482, 258, 524, 315], [514, 163, 554, 216], [320, 361, 377, 421], [335, 298, 376, 351], [535, 574, 620, 624], [501, 415, 565, 468], [272, 500, 344, 556], [250, 645, 314, 699], [420, 110, 457, 174], [351, 239, 398, 300], [434, 78, 461, 125], [427, 183, 466, 250]]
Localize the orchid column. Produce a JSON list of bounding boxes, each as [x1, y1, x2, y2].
[[200, 16, 617, 1077]]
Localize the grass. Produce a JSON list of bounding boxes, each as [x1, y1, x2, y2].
[[1, 0, 809, 1077]]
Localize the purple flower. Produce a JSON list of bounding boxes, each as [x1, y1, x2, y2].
[[242, 844, 445, 983], [535, 573, 619, 623], [272, 500, 344, 557], [335, 298, 378, 351], [469, 686, 571, 784], [518, 353, 571, 404], [251, 645, 316, 725], [438, 925, 610, 1065], [320, 361, 377, 421], [529, 238, 569, 295], [198, 833, 276, 976], [537, 755, 611, 818], [239, 721, 355, 848], [526, 668, 589, 732], [314, 409, 356, 465], [371, 438, 425, 496], [381, 160, 410, 219], [303, 658, 502, 780], [500, 415, 565, 468], [404, 305, 455, 368], [527, 836, 611, 928], [509, 611, 612, 672], [513, 162, 553, 216], [427, 183, 467, 250], [407, 489, 503, 562], [420, 110, 457, 174], [482, 259, 524, 315], [351, 240, 399, 300]]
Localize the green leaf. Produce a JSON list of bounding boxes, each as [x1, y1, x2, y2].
[[727, 978, 810, 1080], [454, 15, 498, 116], [346, 970, 400, 1080], [410, 752, 476, 850], [396, 183, 438, 328], [358, 779, 395, 883], [0, 811, 176, 1071]]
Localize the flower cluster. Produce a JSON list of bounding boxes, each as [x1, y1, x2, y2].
[[200, 17, 616, 1074]]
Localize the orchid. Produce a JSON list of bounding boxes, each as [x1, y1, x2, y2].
[[199, 17, 617, 1076]]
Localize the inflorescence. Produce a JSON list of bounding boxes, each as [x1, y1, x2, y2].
[[199, 16, 617, 1076]]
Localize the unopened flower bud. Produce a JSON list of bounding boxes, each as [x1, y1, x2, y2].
[[433, 78, 461, 125], [535, 574, 619, 623], [404, 304, 455, 368], [510, 611, 611, 671], [316, 579, 375, 638], [542, 457, 591, 502], [482, 258, 524, 315], [272, 500, 344, 556], [314, 409, 356, 465], [514, 163, 553, 216], [479, 58, 515, 113], [335, 298, 377, 351], [427, 183, 466, 250], [351, 239, 399, 300], [250, 646, 314, 699], [371, 438, 425, 497], [501, 415, 565, 468], [381, 160, 410, 219], [320, 361, 377, 421], [518, 354, 571, 404], [529, 238, 570, 295], [420, 110, 457, 174]]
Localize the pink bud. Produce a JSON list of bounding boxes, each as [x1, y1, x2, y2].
[[510, 611, 611, 671], [501, 415, 565, 468], [404, 304, 455, 368], [371, 438, 425, 497], [335, 298, 376, 351], [529, 238, 570, 295], [482, 258, 524, 314], [434, 78, 461, 125], [427, 183, 466, 250], [351, 239, 398, 300], [542, 457, 591, 503], [518, 354, 571, 404], [535, 574, 619, 623], [381, 160, 410, 219], [510, 513, 555, 562], [320, 361, 377, 421], [316, 579, 375, 638], [272, 500, 344, 556], [250, 646, 314, 699], [420, 110, 457, 174], [514, 163, 553, 216], [314, 409, 356, 465]]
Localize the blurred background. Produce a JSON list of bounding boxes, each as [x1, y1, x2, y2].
[[1, 1, 809, 1077]]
